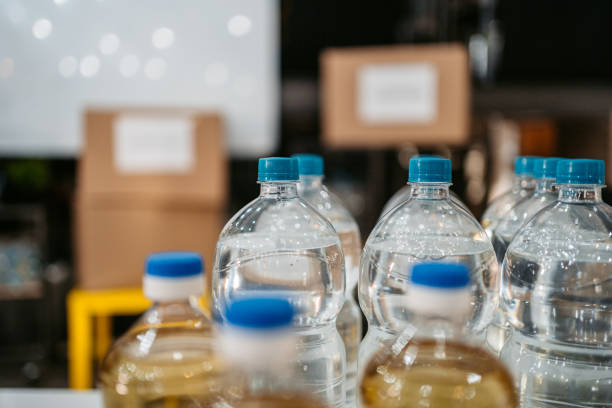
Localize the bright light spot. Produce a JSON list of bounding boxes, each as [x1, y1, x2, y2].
[[232, 74, 256, 98], [144, 57, 166, 80], [54, 0, 69, 5], [227, 15, 252, 37], [79, 55, 100, 78], [6, 3, 27, 24], [58, 56, 78, 78], [99, 33, 120, 55], [467, 373, 482, 384], [32, 18, 52, 39], [203, 62, 229, 87], [119, 55, 140, 77], [152, 27, 174, 49], [0, 58, 15, 79], [172, 352, 183, 361]]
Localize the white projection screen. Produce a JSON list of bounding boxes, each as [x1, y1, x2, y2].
[[0, 0, 278, 157]]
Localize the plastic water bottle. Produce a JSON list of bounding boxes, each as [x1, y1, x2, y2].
[[481, 156, 538, 239], [213, 157, 346, 407], [486, 157, 561, 354], [100, 252, 224, 407], [293, 153, 362, 406], [360, 263, 517, 408], [492, 157, 561, 263], [359, 156, 498, 371], [501, 158, 612, 407], [220, 297, 329, 408], [381, 155, 471, 217]]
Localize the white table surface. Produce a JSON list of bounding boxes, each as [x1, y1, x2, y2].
[[0, 389, 102, 408]]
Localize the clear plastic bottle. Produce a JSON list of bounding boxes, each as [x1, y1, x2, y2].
[[486, 157, 561, 354], [213, 157, 346, 407], [293, 153, 362, 406], [481, 156, 538, 240], [501, 159, 612, 407], [100, 252, 224, 407], [359, 156, 498, 372], [492, 157, 561, 264], [220, 297, 329, 408], [381, 155, 471, 218], [360, 263, 517, 408]]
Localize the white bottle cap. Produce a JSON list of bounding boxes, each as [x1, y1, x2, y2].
[[142, 252, 204, 302], [220, 297, 295, 370], [405, 263, 472, 319]]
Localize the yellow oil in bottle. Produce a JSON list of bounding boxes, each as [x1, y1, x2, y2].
[[231, 394, 328, 408], [360, 339, 517, 408], [99, 320, 226, 408]]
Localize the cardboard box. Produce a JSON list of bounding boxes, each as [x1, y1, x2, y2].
[[321, 44, 470, 148], [75, 109, 227, 289], [75, 195, 224, 289], [80, 109, 226, 205]]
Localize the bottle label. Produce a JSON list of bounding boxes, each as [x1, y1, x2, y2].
[[113, 115, 194, 174], [357, 63, 438, 124]]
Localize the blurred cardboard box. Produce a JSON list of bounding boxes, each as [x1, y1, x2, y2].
[[75, 109, 227, 289], [321, 44, 470, 148]]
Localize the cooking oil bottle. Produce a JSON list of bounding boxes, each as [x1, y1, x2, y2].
[[360, 263, 517, 408], [220, 297, 329, 408], [99, 252, 225, 407]]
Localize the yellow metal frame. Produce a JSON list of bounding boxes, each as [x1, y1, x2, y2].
[[67, 288, 209, 389]]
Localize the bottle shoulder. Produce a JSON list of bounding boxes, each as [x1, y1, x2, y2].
[[301, 186, 360, 234], [367, 198, 490, 250], [361, 339, 516, 408], [101, 312, 216, 381], [219, 196, 340, 239], [507, 200, 612, 263], [495, 194, 557, 238], [482, 190, 522, 221]]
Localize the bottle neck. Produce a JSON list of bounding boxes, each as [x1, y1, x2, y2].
[[390, 315, 466, 355], [409, 183, 451, 200], [557, 184, 603, 203], [298, 175, 324, 191], [259, 181, 298, 198], [512, 175, 536, 192], [535, 178, 556, 194], [147, 297, 204, 323], [222, 328, 294, 395]]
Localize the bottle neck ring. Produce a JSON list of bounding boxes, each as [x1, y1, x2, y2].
[[259, 181, 299, 198], [557, 184, 603, 203]]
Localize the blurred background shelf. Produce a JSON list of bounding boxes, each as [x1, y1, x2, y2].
[[474, 84, 612, 117]]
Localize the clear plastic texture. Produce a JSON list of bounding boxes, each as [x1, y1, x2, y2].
[[99, 298, 223, 407], [501, 159, 612, 407], [295, 159, 362, 407], [381, 184, 471, 218], [486, 158, 560, 354], [360, 263, 516, 408], [359, 157, 498, 372], [481, 156, 539, 239], [213, 158, 346, 407], [492, 158, 561, 264]]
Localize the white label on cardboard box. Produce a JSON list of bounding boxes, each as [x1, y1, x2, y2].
[[357, 63, 438, 124], [113, 116, 194, 173]]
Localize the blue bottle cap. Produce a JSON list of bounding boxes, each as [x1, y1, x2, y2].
[[145, 252, 203, 278], [410, 263, 470, 289], [257, 157, 299, 181], [556, 159, 605, 185], [292, 154, 324, 176], [532, 157, 561, 179], [225, 297, 294, 329], [408, 156, 452, 183], [514, 156, 539, 176]]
